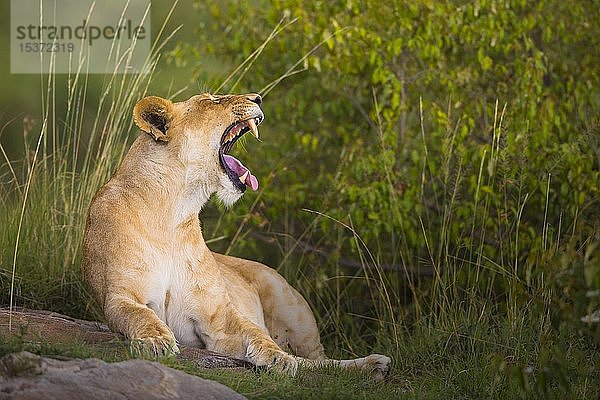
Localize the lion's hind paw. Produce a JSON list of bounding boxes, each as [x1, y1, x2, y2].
[[364, 353, 391, 382]]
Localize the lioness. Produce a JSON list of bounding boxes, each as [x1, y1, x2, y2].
[[82, 93, 391, 378]]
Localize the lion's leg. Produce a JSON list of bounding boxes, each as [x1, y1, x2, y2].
[[295, 354, 391, 381], [104, 294, 179, 356], [199, 305, 298, 375], [259, 280, 391, 380], [213, 255, 390, 379], [235, 264, 391, 379], [247, 269, 325, 359], [264, 290, 326, 360], [213, 254, 326, 359]]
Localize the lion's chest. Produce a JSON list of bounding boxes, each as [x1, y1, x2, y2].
[[142, 248, 205, 347]]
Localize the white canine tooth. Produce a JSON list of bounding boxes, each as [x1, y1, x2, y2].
[[239, 171, 249, 183], [247, 118, 259, 139]]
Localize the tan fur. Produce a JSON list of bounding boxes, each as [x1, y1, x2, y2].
[[82, 93, 391, 378]]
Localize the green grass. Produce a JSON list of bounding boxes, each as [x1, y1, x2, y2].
[[1, 315, 595, 399], [0, 334, 399, 399], [0, 5, 598, 400]]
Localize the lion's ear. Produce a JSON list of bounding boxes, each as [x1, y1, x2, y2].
[[133, 96, 174, 142]]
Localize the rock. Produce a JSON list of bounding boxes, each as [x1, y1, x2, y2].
[[0, 308, 251, 369], [0, 351, 247, 400], [0, 308, 117, 345]]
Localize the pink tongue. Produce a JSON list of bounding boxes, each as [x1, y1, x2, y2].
[[223, 154, 259, 191]]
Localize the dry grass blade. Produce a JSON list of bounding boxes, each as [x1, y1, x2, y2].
[[260, 27, 349, 97], [215, 14, 298, 94]]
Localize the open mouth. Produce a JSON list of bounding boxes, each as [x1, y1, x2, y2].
[[219, 115, 263, 192]]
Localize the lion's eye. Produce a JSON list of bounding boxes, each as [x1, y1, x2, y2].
[[209, 96, 222, 104]]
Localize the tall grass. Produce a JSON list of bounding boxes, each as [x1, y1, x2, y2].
[[0, 2, 184, 320]]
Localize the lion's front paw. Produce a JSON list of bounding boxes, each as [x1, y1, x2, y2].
[[268, 351, 298, 376], [247, 342, 298, 376], [364, 354, 391, 381], [130, 334, 180, 358]]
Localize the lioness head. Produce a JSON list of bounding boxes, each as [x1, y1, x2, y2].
[[133, 93, 263, 206]]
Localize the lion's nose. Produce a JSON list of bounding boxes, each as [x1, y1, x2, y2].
[[249, 94, 262, 106]]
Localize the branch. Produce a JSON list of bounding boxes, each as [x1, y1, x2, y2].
[[252, 233, 434, 277]]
